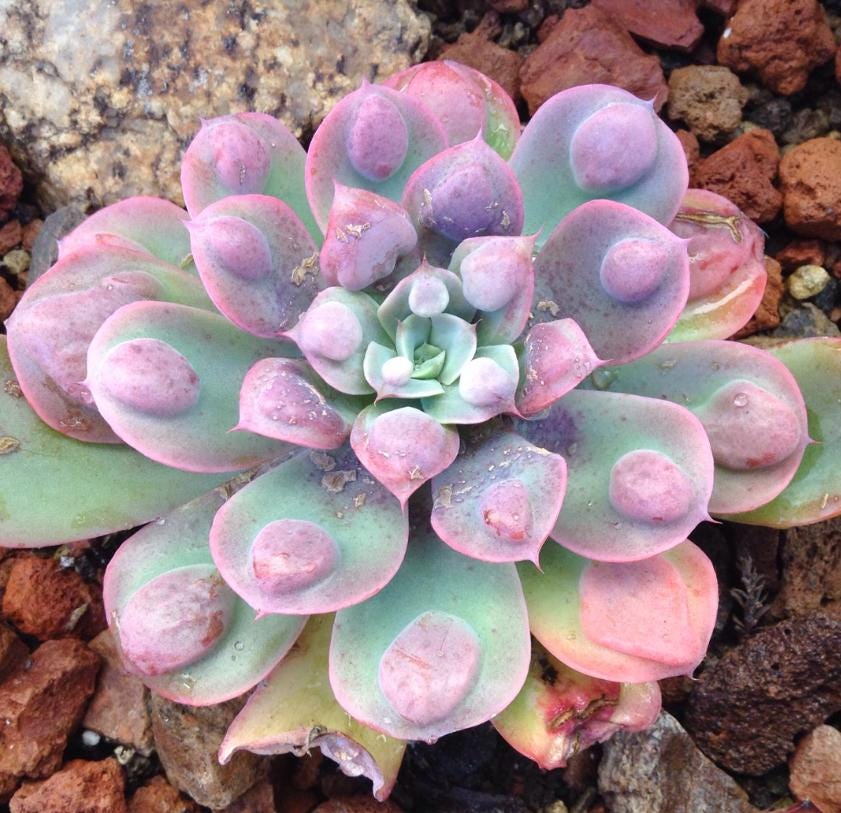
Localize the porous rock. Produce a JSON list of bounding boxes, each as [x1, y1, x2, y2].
[[779, 138, 841, 240], [789, 725, 841, 813], [0, 0, 430, 209], [519, 5, 667, 115], [590, 0, 704, 50], [667, 66, 748, 143], [128, 775, 199, 813], [733, 256, 782, 338], [0, 145, 22, 221], [0, 220, 21, 254], [219, 778, 277, 812], [0, 623, 27, 681], [776, 240, 825, 272], [685, 612, 841, 774], [9, 758, 127, 813], [693, 128, 781, 223], [149, 694, 266, 809], [717, 0, 835, 95], [598, 712, 757, 813], [0, 639, 100, 800]]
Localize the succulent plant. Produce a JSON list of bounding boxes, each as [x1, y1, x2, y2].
[[3, 60, 841, 798]]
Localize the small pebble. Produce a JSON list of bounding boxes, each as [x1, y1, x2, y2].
[[787, 265, 831, 299], [2, 248, 30, 276], [81, 729, 102, 747]]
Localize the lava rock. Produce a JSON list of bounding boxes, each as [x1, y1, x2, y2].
[[780, 138, 841, 240], [717, 0, 835, 95], [675, 130, 701, 179], [693, 128, 782, 223], [598, 712, 757, 813], [789, 725, 841, 813], [0, 146, 23, 222], [219, 779, 277, 812], [685, 612, 841, 774], [9, 758, 127, 813], [0, 220, 21, 254], [519, 5, 667, 115], [734, 256, 783, 337], [127, 775, 200, 813], [776, 240, 826, 271], [667, 65, 748, 143], [0, 0, 430, 208], [589, 0, 704, 50], [0, 623, 27, 681]]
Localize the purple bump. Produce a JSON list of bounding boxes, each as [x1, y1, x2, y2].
[[570, 103, 658, 193], [458, 357, 517, 407], [408, 275, 450, 317], [609, 449, 694, 524], [379, 611, 481, 726], [428, 164, 499, 242], [480, 479, 534, 542], [100, 338, 200, 418], [206, 120, 271, 194], [459, 240, 524, 312], [346, 93, 409, 182], [250, 518, 338, 594], [188, 215, 274, 281], [599, 238, 673, 304], [118, 564, 235, 677], [697, 380, 802, 471], [297, 300, 364, 362], [381, 356, 414, 387]]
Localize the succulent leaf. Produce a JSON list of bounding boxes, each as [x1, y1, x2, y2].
[[180, 112, 321, 243], [599, 340, 810, 515], [520, 540, 717, 682], [667, 189, 767, 342], [726, 338, 841, 526], [382, 60, 520, 159], [220, 615, 406, 801], [515, 389, 713, 562], [492, 639, 661, 770], [86, 301, 296, 472], [330, 528, 531, 742], [104, 489, 306, 704], [532, 200, 690, 366], [431, 426, 566, 563], [210, 445, 408, 614], [510, 85, 687, 247]]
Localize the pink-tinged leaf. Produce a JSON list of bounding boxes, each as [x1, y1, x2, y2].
[[180, 112, 321, 242], [519, 540, 717, 683], [402, 135, 524, 265], [306, 82, 447, 231], [210, 445, 408, 615], [86, 301, 295, 472], [727, 338, 841, 527], [383, 60, 520, 158], [350, 404, 460, 506], [220, 615, 406, 801], [511, 85, 688, 248], [6, 242, 213, 443], [532, 200, 690, 366], [237, 358, 361, 449], [515, 389, 713, 562], [320, 184, 418, 290], [187, 194, 321, 338], [59, 196, 193, 267], [449, 234, 536, 344], [330, 528, 531, 743], [601, 340, 810, 515], [431, 427, 566, 563], [105, 490, 305, 705], [492, 640, 661, 770], [668, 189, 767, 341], [517, 319, 603, 417]]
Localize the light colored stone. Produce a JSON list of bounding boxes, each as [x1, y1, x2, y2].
[[790, 725, 841, 813], [1, 249, 29, 276], [787, 265, 831, 300], [0, 0, 430, 209], [667, 66, 748, 142]]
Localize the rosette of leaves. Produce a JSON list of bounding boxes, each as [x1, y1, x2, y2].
[[3, 61, 841, 798]]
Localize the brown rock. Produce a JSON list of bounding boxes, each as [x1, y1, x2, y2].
[[599, 712, 757, 813], [1, 554, 106, 641], [440, 13, 522, 101], [776, 239, 826, 271], [83, 629, 153, 754], [0, 623, 27, 681], [519, 5, 667, 116], [675, 130, 700, 179], [685, 613, 841, 774], [278, 789, 320, 813], [717, 0, 835, 95], [790, 725, 841, 813], [0, 146, 23, 221], [0, 277, 18, 323], [733, 256, 783, 337], [128, 775, 200, 813], [590, 0, 704, 50], [780, 138, 841, 240], [150, 694, 266, 809], [667, 65, 748, 143], [487, 0, 528, 12], [0, 638, 100, 800], [0, 220, 21, 254], [701, 0, 735, 13], [220, 779, 277, 812], [313, 798, 404, 813], [10, 758, 127, 813], [21, 220, 42, 252], [694, 128, 781, 223]]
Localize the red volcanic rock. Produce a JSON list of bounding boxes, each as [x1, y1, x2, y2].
[[10, 758, 127, 813], [780, 138, 841, 240], [0, 146, 23, 222], [590, 0, 704, 50], [789, 725, 841, 813]]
